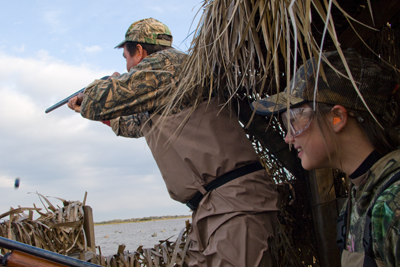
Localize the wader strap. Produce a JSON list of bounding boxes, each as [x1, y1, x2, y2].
[[186, 162, 264, 210]]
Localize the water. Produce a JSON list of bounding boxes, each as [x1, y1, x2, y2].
[[94, 218, 190, 256]]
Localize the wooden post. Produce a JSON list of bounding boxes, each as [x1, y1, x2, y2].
[[83, 206, 96, 252], [308, 169, 341, 267], [7, 220, 11, 240], [83, 191, 88, 206], [28, 211, 33, 221], [8, 207, 13, 242]]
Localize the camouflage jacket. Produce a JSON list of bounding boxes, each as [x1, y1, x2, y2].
[[80, 48, 188, 126], [109, 113, 150, 138], [340, 149, 400, 267]]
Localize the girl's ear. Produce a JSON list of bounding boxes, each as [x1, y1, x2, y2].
[[331, 105, 348, 133]]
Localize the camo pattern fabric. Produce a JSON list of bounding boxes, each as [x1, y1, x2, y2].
[[109, 112, 150, 138], [115, 18, 172, 48], [80, 48, 188, 121], [339, 149, 400, 267]]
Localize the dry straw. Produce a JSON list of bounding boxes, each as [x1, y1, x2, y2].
[[159, 0, 399, 127], [0, 192, 86, 255], [0, 193, 191, 267]]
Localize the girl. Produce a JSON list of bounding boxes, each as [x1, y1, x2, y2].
[[252, 49, 400, 267]]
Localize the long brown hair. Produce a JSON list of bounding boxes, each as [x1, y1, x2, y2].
[[311, 89, 400, 156]]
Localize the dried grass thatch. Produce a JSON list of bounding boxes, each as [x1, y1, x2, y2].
[[0, 192, 86, 255], [162, 0, 399, 121], [91, 221, 191, 267], [0, 193, 191, 267]]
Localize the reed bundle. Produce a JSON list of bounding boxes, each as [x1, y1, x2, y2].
[[0, 193, 191, 267], [91, 221, 191, 267], [162, 0, 399, 120], [0, 192, 86, 256]]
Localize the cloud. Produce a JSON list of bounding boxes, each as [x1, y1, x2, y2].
[[0, 52, 188, 222], [42, 9, 68, 33], [83, 45, 103, 53], [0, 51, 105, 102], [0, 0, 203, 222], [35, 49, 52, 61], [12, 44, 25, 53]]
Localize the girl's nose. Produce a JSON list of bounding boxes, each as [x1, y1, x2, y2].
[[284, 131, 295, 144]]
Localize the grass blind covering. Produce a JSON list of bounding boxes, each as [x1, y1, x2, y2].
[[163, 0, 399, 120], [0, 193, 192, 267]]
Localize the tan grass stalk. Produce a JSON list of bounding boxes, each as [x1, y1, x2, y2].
[[152, 0, 399, 131]]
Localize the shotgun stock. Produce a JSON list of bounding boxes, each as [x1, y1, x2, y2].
[[45, 76, 110, 114], [0, 236, 100, 267]]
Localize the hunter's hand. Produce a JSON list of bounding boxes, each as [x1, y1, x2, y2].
[[67, 92, 84, 113]]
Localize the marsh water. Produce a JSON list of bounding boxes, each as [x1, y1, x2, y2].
[[94, 217, 190, 256]]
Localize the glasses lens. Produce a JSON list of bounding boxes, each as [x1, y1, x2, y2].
[[282, 108, 313, 137]]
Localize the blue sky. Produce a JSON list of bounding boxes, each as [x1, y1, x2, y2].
[[0, 1, 203, 222]]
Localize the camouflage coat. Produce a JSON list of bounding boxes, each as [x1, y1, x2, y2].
[[340, 149, 400, 267], [80, 48, 188, 124], [109, 113, 150, 138]]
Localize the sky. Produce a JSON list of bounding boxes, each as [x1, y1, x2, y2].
[[0, 0, 203, 222]]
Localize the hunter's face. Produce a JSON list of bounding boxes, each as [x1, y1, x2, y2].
[[123, 45, 142, 71]]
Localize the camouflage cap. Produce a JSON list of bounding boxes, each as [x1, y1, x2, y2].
[[251, 49, 398, 116], [115, 18, 173, 48]]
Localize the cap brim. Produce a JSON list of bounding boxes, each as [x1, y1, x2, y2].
[[251, 92, 306, 116], [114, 40, 126, 49]]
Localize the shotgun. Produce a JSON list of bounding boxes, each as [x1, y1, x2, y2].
[[45, 76, 110, 114], [0, 236, 101, 267]]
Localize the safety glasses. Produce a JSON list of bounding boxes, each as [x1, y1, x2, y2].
[[281, 107, 314, 137]]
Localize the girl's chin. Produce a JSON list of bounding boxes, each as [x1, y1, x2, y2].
[[300, 158, 314, 171], [301, 159, 330, 171], [300, 162, 313, 171]]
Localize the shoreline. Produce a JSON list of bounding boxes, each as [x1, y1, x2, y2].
[[94, 215, 191, 226]]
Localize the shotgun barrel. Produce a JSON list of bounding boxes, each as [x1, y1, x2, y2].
[[45, 76, 110, 114], [45, 88, 84, 113]]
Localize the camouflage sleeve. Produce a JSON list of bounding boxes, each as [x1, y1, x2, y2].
[[372, 183, 400, 267], [80, 52, 176, 121], [109, 112, 150, 138]]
